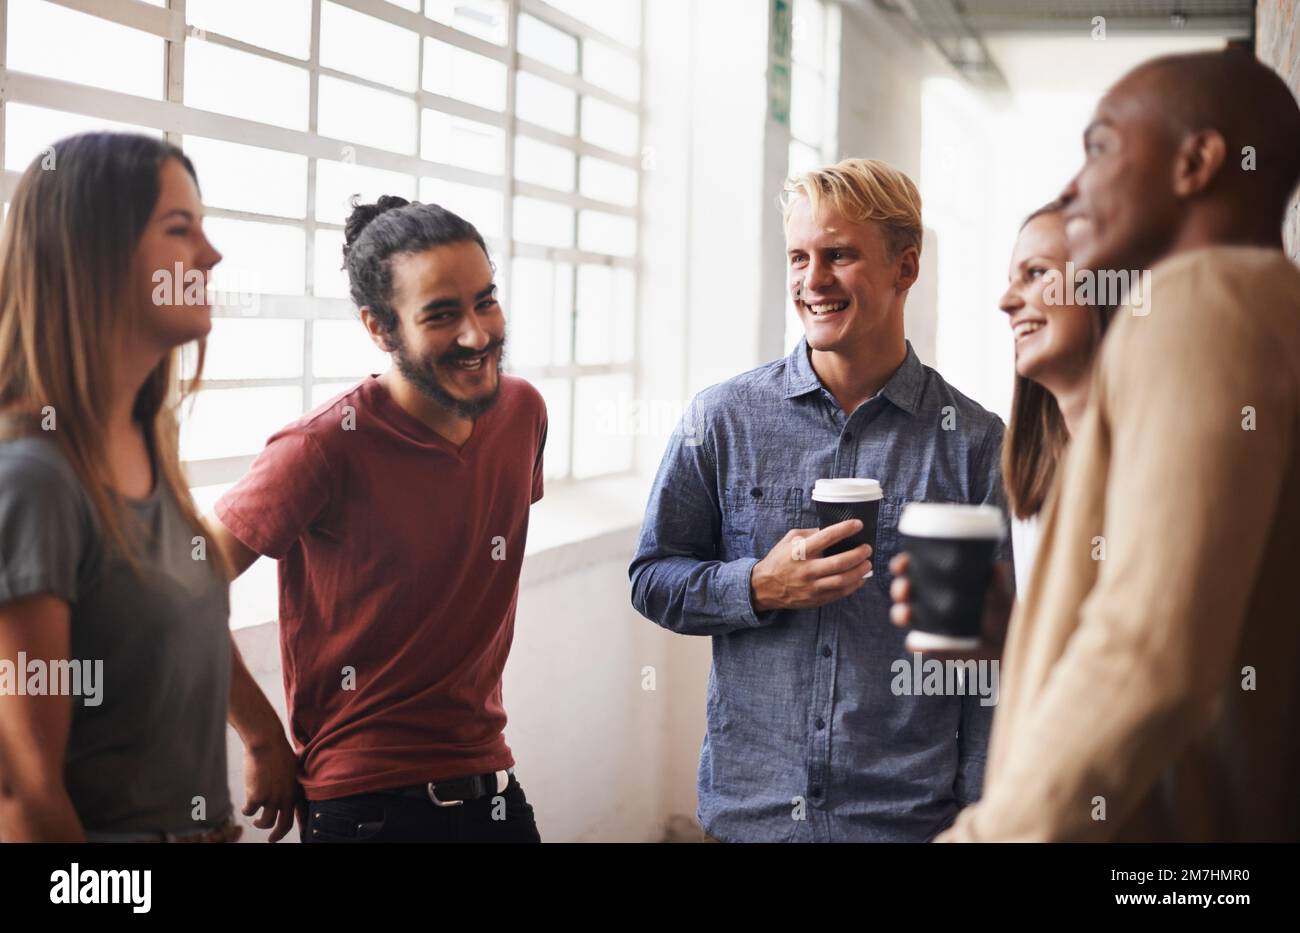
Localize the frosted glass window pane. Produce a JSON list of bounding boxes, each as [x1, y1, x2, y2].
[[187, 0, 311, 59], [181, 387, 303, 460], [196, 319, 305, 380], [508, 259, 572, 368], [581, 97, 638, 155], [575, 265, 634, 364], [421, 111, 503, 173], [313, 229, 352, 300], [312, 381, 362, 408], [185, 41, 309, 131], [514, 197, 574, 249], [516, 74, 576, 135], [313, 320, 391, 378], [573, 374, 634, 478], [7, 0, 163, 99], [321, 1, 419, 92], [518, 15, 578, 73], [4, 104, 159, 172], [578, 157, 637, 207], [578, 211, 635, 257], [315, 159, 416, 226], [546, 0, 641, 47], [203, 218, 306, 296], [318, 76, 417, 155], [424, 0, 508, 45], [583, 41, 639, 102], [422, 38, 506, 111], [532, 378, 571, 479], [183, 137, 307, 219], [514, 136, 575, 192], [420, 178, 503, 238]]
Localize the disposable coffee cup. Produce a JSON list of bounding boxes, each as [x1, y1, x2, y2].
[[811, 478, 882, 560], [898, 503, 1004, 650]]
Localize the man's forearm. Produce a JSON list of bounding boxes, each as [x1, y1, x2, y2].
[[630, 555, 767, 636], [228, 636, 284, 749]]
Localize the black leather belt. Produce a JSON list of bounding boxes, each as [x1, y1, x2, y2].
[[382, 768, 512, 807]]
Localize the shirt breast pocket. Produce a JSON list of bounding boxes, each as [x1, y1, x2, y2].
[[875, 495, 965, 598], [720, 485, 804, 558], [874, 495, 910, 599]]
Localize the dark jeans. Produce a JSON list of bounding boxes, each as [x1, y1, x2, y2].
[[303, 773, 541, 843]]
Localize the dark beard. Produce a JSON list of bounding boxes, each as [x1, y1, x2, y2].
[[390, 332, 506, 420]]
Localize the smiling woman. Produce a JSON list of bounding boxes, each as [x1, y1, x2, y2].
[[0, 132, 242, 843], [998, 200, 1115, 531]]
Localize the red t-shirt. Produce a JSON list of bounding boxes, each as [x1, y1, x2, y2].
[[216, 374, 546, 799]]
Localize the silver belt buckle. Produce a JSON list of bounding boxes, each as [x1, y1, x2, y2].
[[426, 782, 465, 807], [425, 769, 509, 807]]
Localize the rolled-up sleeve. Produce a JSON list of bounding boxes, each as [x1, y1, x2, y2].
[[629, 400, 773, 636]]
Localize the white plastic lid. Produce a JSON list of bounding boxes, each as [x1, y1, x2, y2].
[[811, 478, 883, 503], [898, 502, 1004, 539]]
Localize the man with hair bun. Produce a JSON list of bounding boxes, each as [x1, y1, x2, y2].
[[209, 197, 548, 843], [630, 158, 1014, 842]]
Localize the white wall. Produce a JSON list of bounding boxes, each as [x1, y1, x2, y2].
[[835, 0, 940, 366], [921, 34, 1227, 422]]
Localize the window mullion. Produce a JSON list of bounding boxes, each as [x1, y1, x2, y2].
[[303, 0, 323, 415]]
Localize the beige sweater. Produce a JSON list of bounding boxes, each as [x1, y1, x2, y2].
[[941, 246, 1300, 842]]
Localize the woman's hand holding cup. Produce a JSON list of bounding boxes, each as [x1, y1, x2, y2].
[[889, 551, 1015, 661]]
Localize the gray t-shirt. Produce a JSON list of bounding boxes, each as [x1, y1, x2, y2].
[[0, 436, 231, 834]]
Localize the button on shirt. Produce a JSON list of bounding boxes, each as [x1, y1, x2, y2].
[[630, 338, 1012, 842]]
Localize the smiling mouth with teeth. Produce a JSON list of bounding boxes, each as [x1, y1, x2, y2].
[[805, 300, 849, 316], [1013, 320, 1046, 340], [453, 352, 492, 371]]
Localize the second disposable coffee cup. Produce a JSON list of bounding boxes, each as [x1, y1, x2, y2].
[[898, 502, 1005, 650], [811, 478, 882, 558]]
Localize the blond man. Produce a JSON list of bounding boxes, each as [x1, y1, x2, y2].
[[629, 159, 1013, 842]]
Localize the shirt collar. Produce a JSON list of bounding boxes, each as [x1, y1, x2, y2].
[[782, 336, 925, 416]]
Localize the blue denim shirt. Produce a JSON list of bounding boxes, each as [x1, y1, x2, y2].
[[629, 338, 1012, 842]]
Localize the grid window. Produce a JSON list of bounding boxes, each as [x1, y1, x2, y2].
[[0, 0, 643, 627], [7, 0, 164, 99], [184, 40, 311, 131]]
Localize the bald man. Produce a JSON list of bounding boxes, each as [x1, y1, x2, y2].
[[924, 49, 1300, 841]]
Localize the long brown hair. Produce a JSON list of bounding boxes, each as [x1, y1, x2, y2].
[[1002, 200, 1116, 520], [0, 132, 213, 570]]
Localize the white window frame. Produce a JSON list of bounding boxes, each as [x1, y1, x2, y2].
[[0, 0, 645, 487]]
